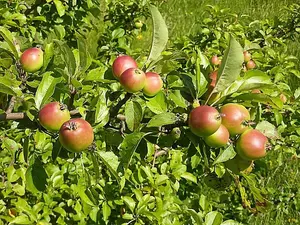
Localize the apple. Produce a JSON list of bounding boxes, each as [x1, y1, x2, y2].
[[112, 55, 138, 79], [236, 129, 268, 160], [220, 103, 250, 136], [143, 72, 163, 96], [59, 118, 94, 153], [20, 47, 44, 73], [246, 60, 256, 69], [119, 68, 146, 93], [204, 124, 230, 148], [39, 102, 70, 131], [243, 51, 251, 62], [189, 105, 221, 137]]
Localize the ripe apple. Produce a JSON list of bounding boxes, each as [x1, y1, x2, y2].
[[20, 47, 44, 73], [143, 72, 163, 96], [189, 105, 221, 137], [246, 60, 256, 69], [120, 68, 146, 93], [211, 55, 220, 66], [225, 155, 253, 174], [112, 55, 138, 79], [39, 102, 70, 131], [204, 124, 230, 148], [243, 51, 251, 62], [220, 103, 250, 136], [59, 118, 94, 153], [236, 129, 268, 160]]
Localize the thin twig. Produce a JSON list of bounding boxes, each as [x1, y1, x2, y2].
[[5, 97, 16, 114]]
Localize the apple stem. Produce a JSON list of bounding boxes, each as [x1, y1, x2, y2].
[[59, 103, 68, 111], [215, 113, 222, 121]]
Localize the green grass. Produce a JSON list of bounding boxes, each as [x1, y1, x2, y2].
[[160, 0, 296, 38]]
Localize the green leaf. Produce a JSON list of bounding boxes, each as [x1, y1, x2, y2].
[[207, 36, 243, 103], [195, 49, 209, 98], [169, 90, 187, 108], [34, 72, 61, 109], [119, 132, 145, 169], [199, 194, 210, 211], [213, 145, 236, 165], [181, 172, 197, 184], [147, 112, 177, 127], [0, 27, 18, 58], [98, 151, 120, 181], [102, 201, 111, 222], [256, 121, 280, 139], [112, 28, 125, 40], [205, 211, 223, 225], [8, 215, 32, 225], [0, 55, 13, 68], [25, 159, 48, 194], [186, 209, 203, 225], [42, 43, 54, 72], [23, 137, 29, 163], [147, 5, 169, 63], [221, 220, 241, 225], [90, 152, 100, 181], [237, 70, 274, 92], [3, 138, 18, 151], [84, 66, 108, 82], [54, 40, 76, 79], [123, 196, 136, 213], [77, 37, 92, 75], [146, 91, 167, 114], [53, 0, 65, 17], [125, 101, 143, 131], [95, 90, 109, 126], [0, 76, 22, 96], [234, 93, 283, 109]]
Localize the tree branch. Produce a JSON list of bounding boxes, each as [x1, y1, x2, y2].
[[6, 97, 16, 114], [110, 93, 132, 118], [0, 109, 80, 121]]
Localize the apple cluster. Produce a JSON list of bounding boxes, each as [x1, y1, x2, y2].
[[188, 104, 268, 172], [243, 51, 256, 71], [38, 102, 94, 153], [112, 55, 163, 96]]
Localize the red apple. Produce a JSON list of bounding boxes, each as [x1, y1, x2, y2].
[[246, 60, 256, 69], [120, 68, 146, 93], [59, 118, 94, 153], [143, 72, 163, 96], [112, 55, 138, 79], [189, 105, 221, 137], [20, 47, 44, 73], [204, 124, 230, 148], [236, 129, 268, 160], [220, 103, 250, 136], [39, 102, 70, 131], [211, 55, 220, 66], [243, 51, 251, 62]]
